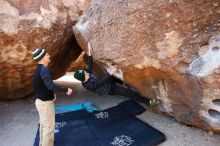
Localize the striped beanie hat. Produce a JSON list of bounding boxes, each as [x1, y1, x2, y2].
[[32, 48, 47, 61]]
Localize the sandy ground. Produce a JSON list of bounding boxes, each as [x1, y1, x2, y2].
[[1, 75, 220, 146]]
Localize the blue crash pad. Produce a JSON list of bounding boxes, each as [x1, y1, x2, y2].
[[34, 100, 166, 146], [55, 101, 99, 113]]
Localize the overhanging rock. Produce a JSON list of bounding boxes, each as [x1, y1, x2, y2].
[[73, 0, 220, 131]]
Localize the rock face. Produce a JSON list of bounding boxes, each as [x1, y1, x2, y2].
[[73, 0, 220, 131], [0, 0, 90, 101]]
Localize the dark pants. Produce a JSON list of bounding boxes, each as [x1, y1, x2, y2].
[[109, 83, 150, 105]]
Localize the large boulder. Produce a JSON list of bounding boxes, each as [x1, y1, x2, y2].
[[73, 0, 220, 131], [0, 0, 91, 101]]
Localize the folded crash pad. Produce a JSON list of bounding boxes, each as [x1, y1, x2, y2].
[[55, 101, 99, 113]]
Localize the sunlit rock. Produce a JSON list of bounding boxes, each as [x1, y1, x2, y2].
[[0, 0, 90, 100], [73, 0, 220, 131]]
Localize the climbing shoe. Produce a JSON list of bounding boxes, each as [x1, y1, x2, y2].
[[149, 99, 160, 106]]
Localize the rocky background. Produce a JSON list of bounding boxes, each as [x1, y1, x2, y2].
[[0, 0, 90, 100], [1, 0, 220, 132], [73, 0, 220, 132]]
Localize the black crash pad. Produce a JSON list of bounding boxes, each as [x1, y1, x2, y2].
[[34, 100, 165, 146]]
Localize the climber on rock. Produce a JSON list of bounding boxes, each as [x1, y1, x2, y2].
[[73, 42, 160, 106]]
